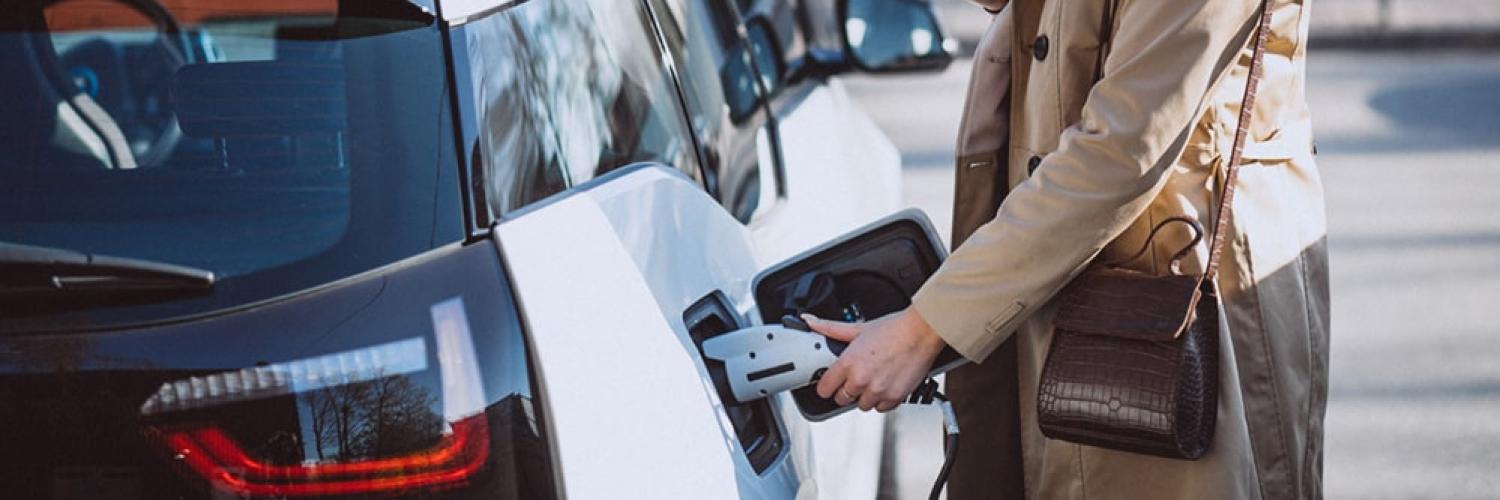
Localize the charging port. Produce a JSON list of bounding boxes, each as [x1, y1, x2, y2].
[[684, 292, 785, 473]]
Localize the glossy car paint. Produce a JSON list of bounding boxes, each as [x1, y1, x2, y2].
[[440, 0, 913, 495], [480, 29, 909, 500], [753, 81, 903, 500], [495, 166, 803, 499], [746, 82, 904, 261], [496, 94, 908, 496]]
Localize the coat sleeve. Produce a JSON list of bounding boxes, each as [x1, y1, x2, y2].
[[911, 0, 1262, 362]]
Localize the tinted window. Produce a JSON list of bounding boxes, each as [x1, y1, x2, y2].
[[650, 0, 784, 223], [0, 0, 462, 325], [459, 0, 702, 218]]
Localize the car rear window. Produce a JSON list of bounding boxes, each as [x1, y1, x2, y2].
[[0, 0, 461, 328]]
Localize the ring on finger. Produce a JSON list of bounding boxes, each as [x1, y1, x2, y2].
[[839, 388, 858, 402]]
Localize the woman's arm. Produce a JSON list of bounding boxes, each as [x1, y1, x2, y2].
[[911, 0, 1262, 362], [810, 0, 1265, 411]]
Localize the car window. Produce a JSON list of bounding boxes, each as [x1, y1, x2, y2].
[[0, 0, 462, 325], [731, 0, 808, 99], [458, 0, 702, 219], [649, 0, 785, 223]]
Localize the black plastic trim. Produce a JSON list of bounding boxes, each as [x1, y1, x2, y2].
[[747, 362, 796, 382], [683, 291, 786, 474], [493, 162, 693, 224], [639, 0, 716, 196], [487, 232, 567, 500], [4, 241, 470, 335]]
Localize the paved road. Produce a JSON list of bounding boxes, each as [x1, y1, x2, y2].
[[842, 49, 1500, 499]]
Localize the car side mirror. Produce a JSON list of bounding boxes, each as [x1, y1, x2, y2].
[[841, 0, 954, 73]]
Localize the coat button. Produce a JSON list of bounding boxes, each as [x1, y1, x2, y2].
[[1027, 155, 1042, 174], [1033, 35, 1049, 61]]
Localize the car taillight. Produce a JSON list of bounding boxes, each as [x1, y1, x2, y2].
[[151, 415, 487, 496], [141, 297, 491, 497]]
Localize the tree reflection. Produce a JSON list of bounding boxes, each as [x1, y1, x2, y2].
[[299, 374, 444, 461], [466, 0, 694, 215]]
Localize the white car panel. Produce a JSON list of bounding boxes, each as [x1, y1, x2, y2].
[[493, 60, 914, 500], [750, 82, 904, 264], [584, 167, 810, 498], [493, 192, 743, 499], [756, 82, 906, 500]]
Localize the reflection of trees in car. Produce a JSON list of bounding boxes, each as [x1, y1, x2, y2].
[[465, 0, 696, 216], [300, 374, 444, 461], [649, 0, 780, 222]]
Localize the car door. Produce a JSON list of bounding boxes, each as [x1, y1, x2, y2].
[[642, 0, 786, 225], [673, 0, 954, 497], [441, 0, 804, 497], [729, 0, 914, 260], [441, 0, 952, 498], [645, 1, 898, 498], [488, 165, 950, 499]]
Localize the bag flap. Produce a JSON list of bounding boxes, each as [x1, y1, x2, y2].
[[1053, 269, 1201, 341]]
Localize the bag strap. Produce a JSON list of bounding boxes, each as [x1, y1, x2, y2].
[[1091, 1, 1272, 282], [1202, 0, 1274, 281]]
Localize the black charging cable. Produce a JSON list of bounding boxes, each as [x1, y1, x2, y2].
[[907, 378, 959, 500]]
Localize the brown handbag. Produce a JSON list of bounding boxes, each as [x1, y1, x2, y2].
[[1036, 0, 1274, 460]]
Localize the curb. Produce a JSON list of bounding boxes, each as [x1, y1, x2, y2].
[[1309, 30, 1500, 50]]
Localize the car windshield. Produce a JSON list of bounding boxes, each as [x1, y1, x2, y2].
[[0, 0, 461, 329]]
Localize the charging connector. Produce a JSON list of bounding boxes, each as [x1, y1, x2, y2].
[[704, 317, 961, 499], [699, 316, 844, 405]]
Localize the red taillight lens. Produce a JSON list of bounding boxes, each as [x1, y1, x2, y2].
[[152, 414, 488, 496], [141, 298, 494, 497]]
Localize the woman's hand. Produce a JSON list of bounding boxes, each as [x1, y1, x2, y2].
[[804, 307, 948, 412]]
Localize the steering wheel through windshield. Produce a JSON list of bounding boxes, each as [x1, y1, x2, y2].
[[39, 0, 193, 167]]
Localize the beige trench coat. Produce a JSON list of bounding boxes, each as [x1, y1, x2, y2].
[[910, 1, 1330, 499]]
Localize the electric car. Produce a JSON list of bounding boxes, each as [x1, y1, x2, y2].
[[0, 0, 953, 498]]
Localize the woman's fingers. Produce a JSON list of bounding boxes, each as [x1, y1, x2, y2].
[[811, 310, 945, 412], [801, 314, 861, 342], [821, 357, 873, 407], [833, 378, 865, 407], [857, 391, 881, 411], [816, 358, 850, 401]]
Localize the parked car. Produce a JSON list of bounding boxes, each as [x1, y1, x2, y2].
[[0, 0, 952, 498]]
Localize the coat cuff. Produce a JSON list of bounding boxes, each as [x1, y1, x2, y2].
[[911, 285, 1025, 363]]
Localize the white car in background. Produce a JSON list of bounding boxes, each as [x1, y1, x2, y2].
[[0, 0, 952, 498]]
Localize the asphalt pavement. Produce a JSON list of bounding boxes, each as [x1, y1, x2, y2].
[[842, 48, 1500, 499]]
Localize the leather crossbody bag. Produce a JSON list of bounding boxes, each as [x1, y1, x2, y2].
[[1036, 0, 1274, 459]]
